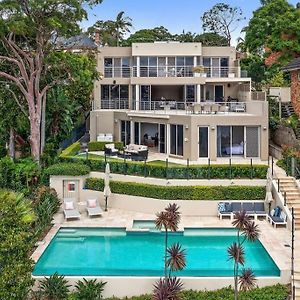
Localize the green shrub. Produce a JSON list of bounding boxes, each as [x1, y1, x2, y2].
[[74, 279, 106, 300], [0, 190, 35, 300], [85, 178, 265, 200], [60, 142, 81, 158], [104, 285, 288, 300], [39, 273, 70, 300], [45, 163, 90, 176], [88, 141, 124, 151], [32, 186, 61, 236]]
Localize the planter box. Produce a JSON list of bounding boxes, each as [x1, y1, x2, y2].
[[194, 73, 207, 78]]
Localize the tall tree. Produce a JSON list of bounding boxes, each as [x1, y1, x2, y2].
[[114, 11, 132, 47], [0, 0, 102, 163], [201, 3, 245, 46], [244, 0, 299, 58]]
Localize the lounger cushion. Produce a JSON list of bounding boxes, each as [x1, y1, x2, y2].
[[65, 201, 74, 210], [270, 216, 284, 223], [87, 199, 97, 208], [218, 202, 226, 212], [87, 206, 103, 216], [243, 202, 254, 212], [64, 209, 80, 219], [232, 202, 242, 212], [225, 203, 232, 212], [254, 203, 265, 212]]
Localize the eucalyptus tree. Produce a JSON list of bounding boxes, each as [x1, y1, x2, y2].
[[201, 3, 245, 46], [0, 0, 102, 163]]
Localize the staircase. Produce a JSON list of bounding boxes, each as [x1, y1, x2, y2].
[[276, 175, 300, 299], [282, 103, 295, 118], [278, 177, 300, 230]]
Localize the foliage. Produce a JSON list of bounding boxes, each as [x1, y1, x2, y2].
[[32, 186, 61, 236], [45, 163, 91, 176], [228, 211, 260, 299], [0, 157, 40, 194], [201, 3, 245, 46], [105, 284, 288, 300], [74, 279, 107, 300], [244, 0, 300, 60], [0, 190, 35, 300], [0, 0, 103, 162], [39, 273, 70, 300], [86, 178, 266, 200], [88, 141, 124, 151], [266, 71, 289, 88], [89, 11, 132, 46]]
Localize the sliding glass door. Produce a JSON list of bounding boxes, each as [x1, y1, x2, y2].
[[170, 124, 183, 156], [159, 124, 166, 153], [121, 121, 131, 146], [217, 126, 259, 158]]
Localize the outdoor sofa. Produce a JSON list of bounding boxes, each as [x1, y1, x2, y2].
[[218, 201, 267, 220], [104, 143, 119, 156], [124, 144, 149, 160]]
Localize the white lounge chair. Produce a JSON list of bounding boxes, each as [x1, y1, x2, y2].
[[63, 198, 81, 220], [86, 199, 103, 217], [268, 208, 287, 228]]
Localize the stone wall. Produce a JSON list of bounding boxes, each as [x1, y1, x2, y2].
[[273, 125, 299, 149], [291, 70, 300, 115]]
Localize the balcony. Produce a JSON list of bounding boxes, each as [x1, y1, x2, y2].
[[92, 100, 267, 116], [103, 66, 244, 79]]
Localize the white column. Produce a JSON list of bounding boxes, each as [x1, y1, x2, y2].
[[196, 84, 201, 103], [135, 84, 140, 110], [136, 56, 140, 77], [193, 56, 197, 67], [166, 124, 171, 156], [130, 120, 134, 144]]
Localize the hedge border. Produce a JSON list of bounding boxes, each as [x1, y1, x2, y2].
[[85, 178, 266, 200]]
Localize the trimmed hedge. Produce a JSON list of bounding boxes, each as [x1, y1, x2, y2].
[[105, 284, 288, 300], [88, 141, 124, 151], [60, 142, 80, 158], [45, 163, 90, 176], [85, 178, 265, 200], [87, 160, 268, 180]]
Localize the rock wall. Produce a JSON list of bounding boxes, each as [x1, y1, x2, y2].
[[273, 125, 299, 149]]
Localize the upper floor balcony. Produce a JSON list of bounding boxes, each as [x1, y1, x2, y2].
[[92, 99, 267, 117], [103, 66, 247, 79]]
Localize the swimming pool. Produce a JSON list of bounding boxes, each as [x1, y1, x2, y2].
[[33, 227, 280, 277]]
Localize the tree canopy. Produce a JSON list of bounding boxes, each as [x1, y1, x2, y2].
[[201, 3, 245, 46]]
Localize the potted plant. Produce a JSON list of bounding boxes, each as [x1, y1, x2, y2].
[[192, 65, 206, 77]]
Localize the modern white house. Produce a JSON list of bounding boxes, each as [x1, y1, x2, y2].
[[90, 42, 268, 161]]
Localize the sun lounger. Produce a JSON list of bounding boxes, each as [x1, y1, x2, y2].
[[232, 202, 242, 214], [218, 202, 232, 220], [268, 208, 287, 228], [254, 202, 268, 220], [86, 199, 103, 217], [64, 198, 81, 220], [243, 202, 255, 218]]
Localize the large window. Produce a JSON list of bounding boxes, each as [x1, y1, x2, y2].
[[104, 57, 131, 78], [217, 126, 259, 158], [202, 57, 229, 78], [101, 85, 129, 109], [170, 124, 183, 156], [185, 85, 196, 102], [121, 120, 131, 145], [217, 126, 244, 157], [199, 127, 209, 158]]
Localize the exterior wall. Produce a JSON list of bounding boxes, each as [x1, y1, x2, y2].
[[90, 102, 269, 161], [291, 70, 300, 115]]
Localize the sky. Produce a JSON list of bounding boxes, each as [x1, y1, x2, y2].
[[82, 0, 299, 44]]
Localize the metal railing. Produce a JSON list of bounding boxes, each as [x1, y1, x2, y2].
[[92, 99, 266, 115], [103, 66, 242, 78]]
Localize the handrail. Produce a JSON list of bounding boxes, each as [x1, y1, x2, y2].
[[103, 66, 242, 78]]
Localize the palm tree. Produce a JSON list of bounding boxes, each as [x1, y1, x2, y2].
[[155, 203, 181, 278], [114, 11, 132, 46], [153, 277, 183, 300], [228, 211, 260, 300]]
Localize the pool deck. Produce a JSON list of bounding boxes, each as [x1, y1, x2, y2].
[[32, 205, 292, 297]]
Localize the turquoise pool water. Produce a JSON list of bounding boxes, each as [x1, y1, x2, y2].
[[33, 228, 280, 277]]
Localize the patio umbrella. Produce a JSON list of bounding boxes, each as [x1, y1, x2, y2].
[[103, 163, 111, 212], [265, 167, 273, 213]]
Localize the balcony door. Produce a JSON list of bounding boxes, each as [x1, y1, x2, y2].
[[198, 127, 209, 158], [246, 127, 259, 157], [215, 85, 224, 102], [159, 124, 166, 154]]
